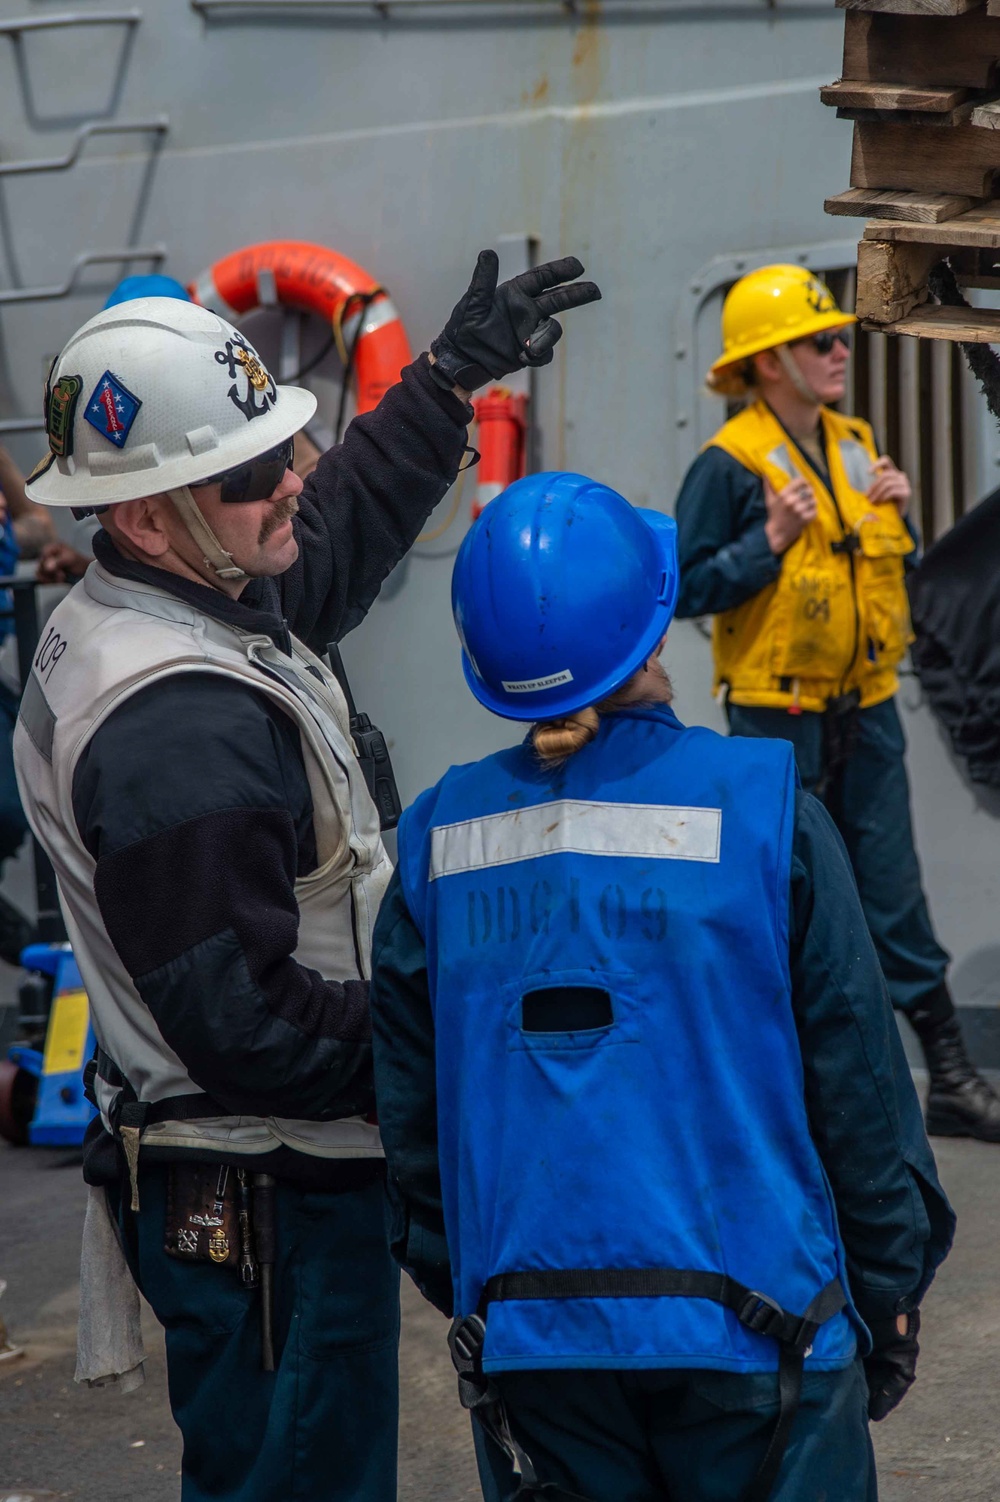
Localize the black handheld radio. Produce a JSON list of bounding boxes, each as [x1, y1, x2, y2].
[[325, 642, 402, 832]]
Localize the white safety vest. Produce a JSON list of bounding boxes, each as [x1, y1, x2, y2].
[[13, 561, 390, 1163]]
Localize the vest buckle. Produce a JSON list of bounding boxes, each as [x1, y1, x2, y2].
[[737, 1289, 788, 1342], [448, 1314, 493, 1413], [829, 534, 859, 555], [448, 1312, 487, 1374]]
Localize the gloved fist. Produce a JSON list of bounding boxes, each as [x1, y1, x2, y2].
[[864, 1310, 921, 1422], [430, 250, 601, 393]]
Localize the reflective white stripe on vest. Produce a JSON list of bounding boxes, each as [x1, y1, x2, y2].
[[429, 799, 722, 880]]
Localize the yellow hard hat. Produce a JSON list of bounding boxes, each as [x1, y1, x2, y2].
[[707, 264, 856, 397]]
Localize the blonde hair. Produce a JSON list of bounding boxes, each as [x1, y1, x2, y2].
[[531, 663, 672, 766], [531, 707, 600, 764]]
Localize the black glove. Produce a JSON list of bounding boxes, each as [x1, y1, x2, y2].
[[864, 1309, 921, 1421], [430, 249, 601, 392]]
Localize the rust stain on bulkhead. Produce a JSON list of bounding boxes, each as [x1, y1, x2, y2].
[[523, 73, 551, 106], [571, 0, 604, 104]]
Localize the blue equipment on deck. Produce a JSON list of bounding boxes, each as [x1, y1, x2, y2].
[[0, 575, 95, 1149], [1, 943, 96, 1147], [9, 944, 96, 1146]]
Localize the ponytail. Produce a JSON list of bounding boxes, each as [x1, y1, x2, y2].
[[531, 707, 600, 765], [531, 658, 673, 767]]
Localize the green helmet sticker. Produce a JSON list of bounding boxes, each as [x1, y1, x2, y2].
[[46, 372, 83, 458]]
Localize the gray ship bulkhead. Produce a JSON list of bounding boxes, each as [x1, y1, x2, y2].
[[0, 0, 994, 1057]]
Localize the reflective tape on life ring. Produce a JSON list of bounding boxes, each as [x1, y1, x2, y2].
[[189, 240, 412, 414]]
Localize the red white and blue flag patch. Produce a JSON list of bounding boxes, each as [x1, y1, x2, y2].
[[84, 370, 141, 448]]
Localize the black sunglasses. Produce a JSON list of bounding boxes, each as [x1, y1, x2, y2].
[[191, 436, 295, 504], [803, 328, 852, 356]]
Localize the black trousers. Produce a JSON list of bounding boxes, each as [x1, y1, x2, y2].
[[109, 1164, 400, 1502], [474, 1362, 876, 1502], [728, 696, 948, 1014]]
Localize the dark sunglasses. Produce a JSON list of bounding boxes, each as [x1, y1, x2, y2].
[[191, 436, 295, 504], [802, 328, 852, 356]]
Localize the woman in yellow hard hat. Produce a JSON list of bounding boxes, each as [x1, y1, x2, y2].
[[674, 263, 1000, 1144]]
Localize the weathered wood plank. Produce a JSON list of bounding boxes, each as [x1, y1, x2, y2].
[[843, 11, 1000, 89], [821, 81, 970, 111], [865, 304, 1000, 339], [837, 0, 983, 13], [851, 121, 1000, 197], [856, 239, 939, 321], [825, 188, 976, 221], [836, 102, 978, 126], [860, 203, 1000, 246], [971, 99, 1000, 127]]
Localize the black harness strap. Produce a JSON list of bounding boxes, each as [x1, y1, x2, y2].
[[95, 1045, 125, 1089], [742, 1278, 846, 1502], [90, 1044, 233, 1212], [448, 1315, 595, 1501], [94, 1044, 230, 1125], [142, 1095, 232, 1125], [477, 1268, 846, 1502]]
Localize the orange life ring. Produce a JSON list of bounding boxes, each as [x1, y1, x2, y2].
[[189, 240, 412, 414]]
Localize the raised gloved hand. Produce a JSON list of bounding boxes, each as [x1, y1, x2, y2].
[[430, 250, 601, 393], [864, 1310, 921, 1421]]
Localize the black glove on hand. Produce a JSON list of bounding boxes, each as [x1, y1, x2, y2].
[[864, 1310, 921, 1422], [430, 249, 601, 393]]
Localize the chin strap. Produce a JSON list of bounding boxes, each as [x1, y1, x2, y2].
[[775, 344, 823, 406], [167, 486, 247, 581]]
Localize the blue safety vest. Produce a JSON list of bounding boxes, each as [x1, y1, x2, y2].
[[398, 705, 859, 1374]]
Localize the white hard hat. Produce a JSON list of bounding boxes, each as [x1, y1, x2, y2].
[[27, 297, 317, 508]]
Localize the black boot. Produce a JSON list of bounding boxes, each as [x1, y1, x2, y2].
[[910, 985, 1000, 1143]]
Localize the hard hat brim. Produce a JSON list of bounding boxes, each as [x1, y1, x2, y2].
[[706, 310, 857, 393], [461, 508, 680, 722], [25, 383, 318, 507]]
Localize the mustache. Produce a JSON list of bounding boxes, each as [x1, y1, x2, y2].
[[258, 495, 299, 544]]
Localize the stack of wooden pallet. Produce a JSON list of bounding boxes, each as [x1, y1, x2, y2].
[[823, 0, 1000, 342]]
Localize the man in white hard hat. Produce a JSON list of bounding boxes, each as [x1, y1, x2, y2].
[[12, 251, 600, 1502]]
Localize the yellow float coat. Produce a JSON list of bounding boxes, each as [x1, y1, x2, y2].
[[707, 401, 914, 712]]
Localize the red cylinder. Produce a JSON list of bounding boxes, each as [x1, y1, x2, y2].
[[472, 387, 528, 518]]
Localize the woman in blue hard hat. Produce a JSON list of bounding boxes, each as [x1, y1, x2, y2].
[[369, 471, 953, 1502]]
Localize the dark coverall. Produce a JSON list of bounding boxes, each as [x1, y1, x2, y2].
[[369, 779, 954, 1502], [674, 443, 948, 1018]]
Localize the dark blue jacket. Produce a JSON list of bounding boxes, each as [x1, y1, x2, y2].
[[74, 355, 471, 1189]]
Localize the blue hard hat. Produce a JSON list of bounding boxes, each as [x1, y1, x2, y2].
[[452, 471, 679, 721], [103, 274, 191, 309]]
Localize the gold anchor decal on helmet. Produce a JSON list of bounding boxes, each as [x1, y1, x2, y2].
[[215, 334, 277, 422], [236, 345, 270, 392]]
